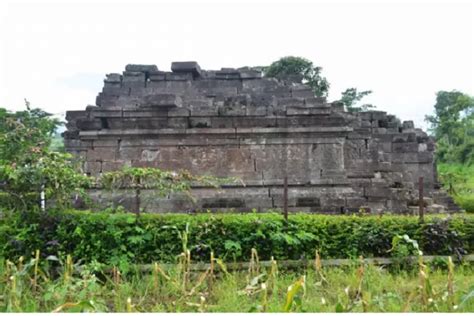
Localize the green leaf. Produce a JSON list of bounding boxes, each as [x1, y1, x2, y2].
[[125, 216, 136, 224], [282, 276, 305, 312], [46, 255, 59, 261]]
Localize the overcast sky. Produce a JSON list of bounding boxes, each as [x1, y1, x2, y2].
[[1, 0, 473, 129]]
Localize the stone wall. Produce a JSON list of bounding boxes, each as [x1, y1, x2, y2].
[[64, 62, 458, 214]]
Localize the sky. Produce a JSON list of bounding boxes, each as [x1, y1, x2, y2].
[[0, 0, 473, 130]]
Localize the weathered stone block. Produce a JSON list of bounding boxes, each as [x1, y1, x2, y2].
[[101, 161, 125, 173], [216, 68, 241, 80], [142, 94, 182, 108], [278, 97, 305, 107], [345, 197, 367, 208], [210, 117, 234, 128], [365, 187, 391, 198], [371, 111, 387, 120], [291, 84, 314, 98], [135, 118, 169, 129], [148, 71, 166, 81], [168, 117, 189, 128], [64, 139, 93, 150], [189, 117, 212, 128], [218, 104, 246, 116], [118, 147, 142, 161], [66, 110, 86, 121], [168, 108, 190, 117], [245, 105, 268, 116], [84, 161, 102, 175], [87, 148, 116, 161], [93, 139, 119, 147], [304, 97, 326, 106], [240, 69, 262, 79], [122, 109, 168, 118], [90, 109, 123, 118], [125, 64, 158, 73], [286, 107, 331, 115], [190, 106, 218, 116], [233, 117, 277, 128], [165, 72, 193, 81], [122, 71, 146, 88], [76, 118, 102, 130], [392, 142, 419, 153], [171, 61, 202, 78], [402, 120, 414, 129], [147, 80, 194, 94], [104, 73, 122, 83], [242, 79, 281, 95]]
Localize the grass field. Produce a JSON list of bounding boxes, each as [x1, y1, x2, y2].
[[1, 253, 473, 312]]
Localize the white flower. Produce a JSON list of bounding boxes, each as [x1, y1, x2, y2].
[[345, 286, 350, 295]]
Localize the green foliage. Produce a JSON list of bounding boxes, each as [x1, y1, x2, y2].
[[0, 101, 59, 162], [264, 56, 330, 97], [426, 90, 474, 164], [430, 91, 474, 211], [49, 133, 65, 152], [0, 105, 90, 211], [438, 163, 474, 213], [98, 167, 234, 213], [99, 167, 228, 194], [338, 87, 375, 112], [0, 211, 472, 267], [390, 234, 423, 257]]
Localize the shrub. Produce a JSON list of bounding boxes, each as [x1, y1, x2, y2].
[[456, 195, 474, 213], [0, 210, 472, 268]]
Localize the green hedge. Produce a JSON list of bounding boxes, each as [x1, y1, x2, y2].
[[0, 210, 473, 268]]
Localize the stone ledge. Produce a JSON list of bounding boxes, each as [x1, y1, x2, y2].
[[79, 126, 353, 138]]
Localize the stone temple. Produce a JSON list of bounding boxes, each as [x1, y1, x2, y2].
[[64, 62, 458, 214]]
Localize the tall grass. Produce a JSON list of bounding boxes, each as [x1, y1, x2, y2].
[[0, 251, 473, 312]]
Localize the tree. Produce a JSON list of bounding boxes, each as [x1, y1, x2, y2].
[[0, 103, 90, 211], [264, 56, 330, 97], [338, 88, 375, 112], [0, 101, 59, 162], [425, 90, 474, 164]]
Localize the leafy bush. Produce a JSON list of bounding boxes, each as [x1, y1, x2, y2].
[[0, 211, 472, 268], [0, 105, 90, 211], [438, 163, 474, 213], [457, 196, 474, 213]]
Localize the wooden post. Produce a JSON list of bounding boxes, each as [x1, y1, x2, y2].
[[135, 176, 141, 215], [135, 188, 140, 215], [40, 182, 45, 211], [283, 176, 288, 222], [418, 176, 424, 222]]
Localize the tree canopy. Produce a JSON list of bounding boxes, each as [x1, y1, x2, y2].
[[425, 90, 474, 165], [338, 88, 375, 112], [0, 103, 90, 210], [264, 56, 330, 97]]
